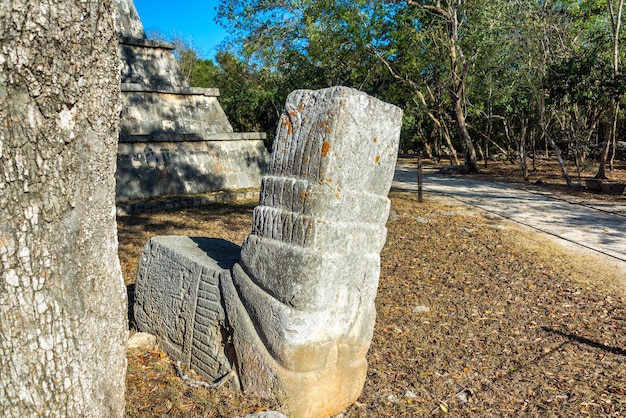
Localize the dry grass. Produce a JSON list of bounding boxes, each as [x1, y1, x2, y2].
[[117, 202, 255, 287], [119, 182, 625, 416], [126, 349, 278, 417], [344, 192, 625, 417]]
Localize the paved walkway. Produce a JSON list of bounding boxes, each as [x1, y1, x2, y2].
[[393, 166, 626, 269]]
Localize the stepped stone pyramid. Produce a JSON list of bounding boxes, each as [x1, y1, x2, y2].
[[113, 0, 269, 201]]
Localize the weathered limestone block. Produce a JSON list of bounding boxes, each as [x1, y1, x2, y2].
[[119, 40, 189, 90], [222, 86, 402, 417], [133, 86, 402, 417], [116, 140, 269, 201], [119, 91, 234, 139], [134, 236, 240, 387], [113, 0, 146, 39]]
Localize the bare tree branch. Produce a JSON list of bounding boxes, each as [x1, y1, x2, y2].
[[405, 0, 451, 20]]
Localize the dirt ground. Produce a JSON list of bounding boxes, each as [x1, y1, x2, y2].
[[119, 158, 626, 417]]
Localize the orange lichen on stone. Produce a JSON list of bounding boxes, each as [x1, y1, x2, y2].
[[300, 191, 308, 201], [318, 120, 332, 134], [321, 141, 331, 157], [375, 155, 381, 164], [373, 137, 378, 143], [282, 118, 293, 135]]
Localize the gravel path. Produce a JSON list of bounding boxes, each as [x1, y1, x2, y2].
[[393, 166, 626, 272]]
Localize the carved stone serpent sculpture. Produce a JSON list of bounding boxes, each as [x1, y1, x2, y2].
[[134, 86, 402, 417]]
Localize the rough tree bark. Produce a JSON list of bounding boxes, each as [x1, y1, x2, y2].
[[0, 1, 127, 416]]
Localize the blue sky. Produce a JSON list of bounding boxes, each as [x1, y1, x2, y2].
[[133, 0, 228, 59]]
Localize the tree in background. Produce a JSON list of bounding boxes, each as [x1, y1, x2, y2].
[[401, 0, 483, 172], [172, 0, 626, 175], [534, 0, 626, 183], [215, 0, 396, 134], [215, 0, 460, 155], [597, 0, 625, 178], [208, 52, 283, 147]]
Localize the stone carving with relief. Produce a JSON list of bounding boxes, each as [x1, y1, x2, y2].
[[134, 86, 402, 417]]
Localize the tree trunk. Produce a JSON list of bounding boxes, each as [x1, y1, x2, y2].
[[530, 127, 537, 172], [441, 116, 460, 165], [505, 118, 529, 181], [600, 0, 624, 177], [538, 89, 571, 184], [596, 101, 614, 179], [483, 104, 493, 168], [0, 1, 127, 416], [452, 93, 479, 172], [610, 103, 619, 171], [429, 110, 459, 165], [448, 6, 478, 173]]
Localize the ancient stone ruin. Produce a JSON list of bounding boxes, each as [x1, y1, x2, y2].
[[134, 86, 402, 417], [113, 0, 269, 202]]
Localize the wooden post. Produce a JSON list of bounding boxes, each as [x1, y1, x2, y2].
[[418, 155, 423, 203]]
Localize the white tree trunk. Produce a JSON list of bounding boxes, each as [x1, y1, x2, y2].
[[0, 1, 127, 416]]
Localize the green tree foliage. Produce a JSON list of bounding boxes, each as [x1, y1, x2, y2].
[[210, 52, 282, 144], [215, 0, 427, 149], [167, 0, 626, 174]]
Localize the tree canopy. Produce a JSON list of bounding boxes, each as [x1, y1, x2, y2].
[[169, 0, 626, 176]]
